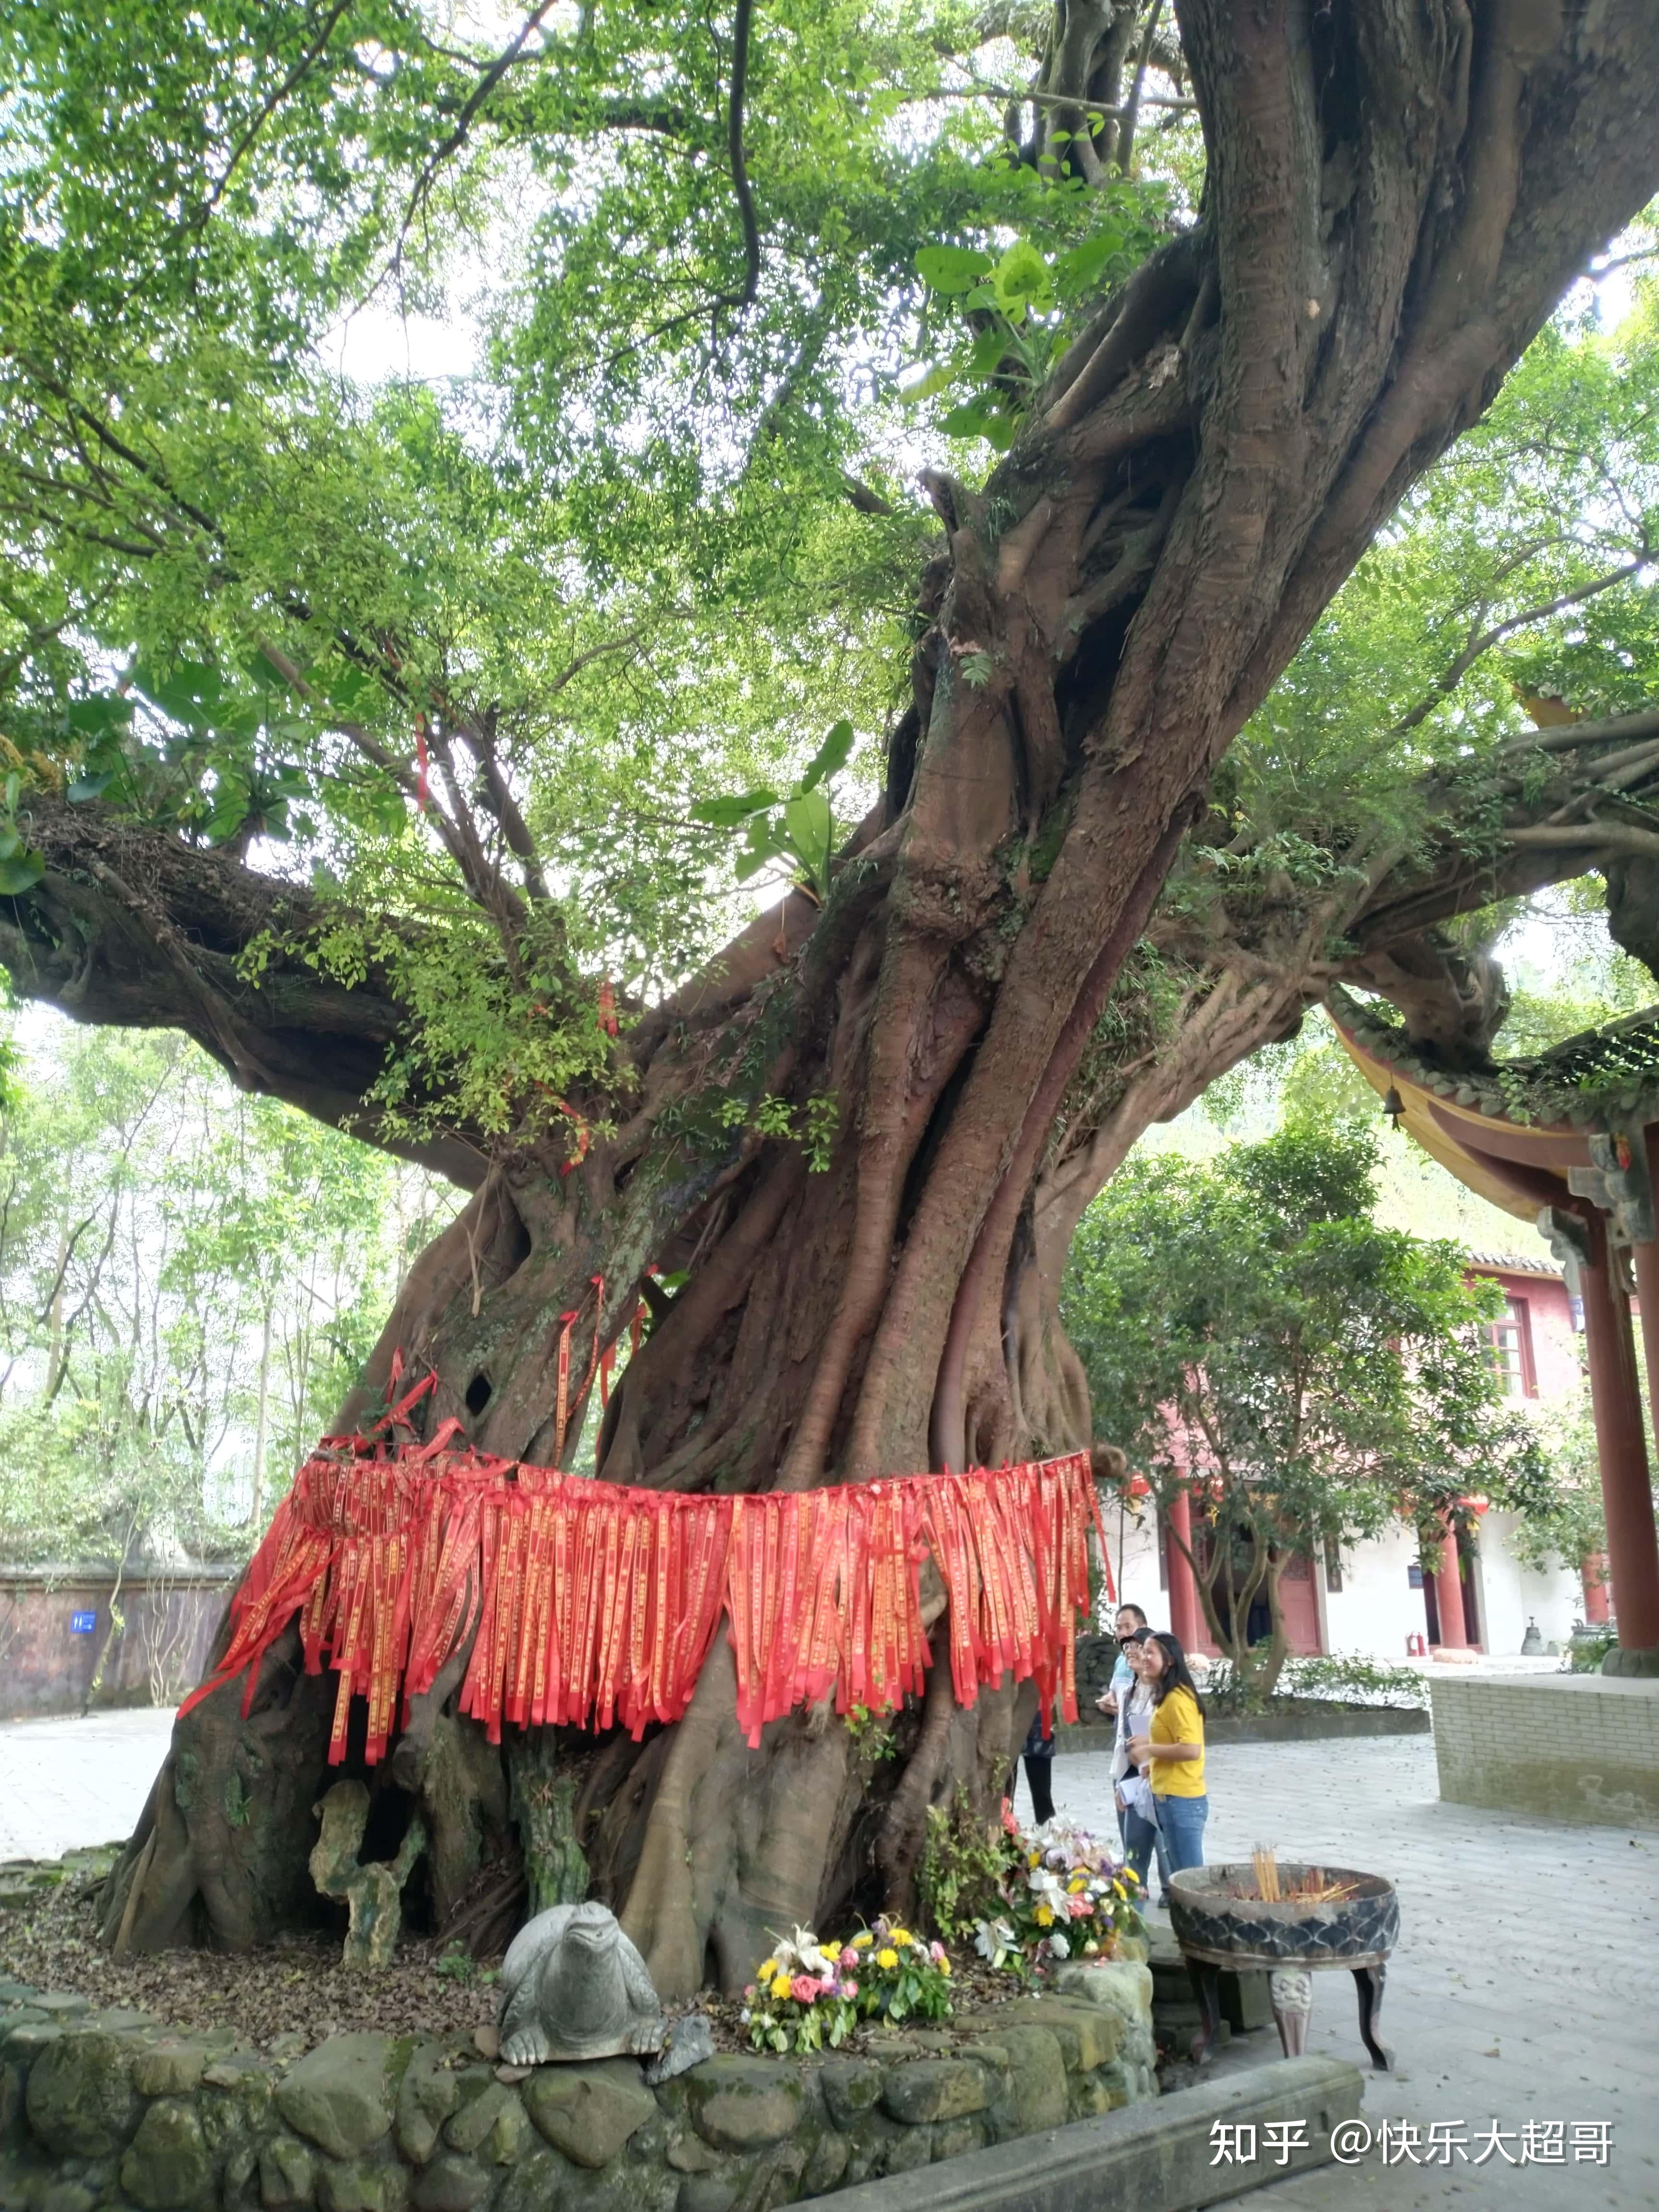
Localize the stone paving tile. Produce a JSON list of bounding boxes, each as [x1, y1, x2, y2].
[[0, 1706, 174, 1859], [1039, 1736, 1659, 2211]]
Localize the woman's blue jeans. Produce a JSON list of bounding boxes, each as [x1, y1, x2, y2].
[[1119, 1798, 1172, 1898], [1154, 1791, 1209, 1875]]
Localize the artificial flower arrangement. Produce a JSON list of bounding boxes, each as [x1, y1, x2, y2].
[[740, 1919, 952, 2055], [974, 1805, 1144, 1972]]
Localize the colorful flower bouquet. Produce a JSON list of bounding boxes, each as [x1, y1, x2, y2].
[[740, 1918, 952, 2053], [974, 1808, 1144, 1970], [845, 1917, 953, 2025], [741, 1925, 860, 2054]]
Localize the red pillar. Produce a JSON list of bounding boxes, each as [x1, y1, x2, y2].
[[1165, 1487, 1204, 1653], [1431, 1521, 1469, 1650], [1581, 1211, 1659, 1652], [1581, 1557, 1611, 1625]]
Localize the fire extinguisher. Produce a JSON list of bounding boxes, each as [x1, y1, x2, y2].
[[1405, 1631, 1426, 1657]]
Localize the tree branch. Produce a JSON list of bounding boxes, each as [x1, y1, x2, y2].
[[714, 0, 763, 327], [0, 798, 486, 1188], [396, 1, 562, 257]]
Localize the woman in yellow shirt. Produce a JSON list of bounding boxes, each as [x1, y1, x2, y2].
[[1126, 1632, 1208, 1880]]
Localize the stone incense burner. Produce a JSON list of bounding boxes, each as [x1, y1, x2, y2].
[[1168, 1862, 1398, 2070]]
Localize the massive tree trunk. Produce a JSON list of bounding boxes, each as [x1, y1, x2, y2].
[[13, 4, 1659, 1991]]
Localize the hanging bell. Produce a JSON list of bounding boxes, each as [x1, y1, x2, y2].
[[1383, 1085, 1405, 1128]]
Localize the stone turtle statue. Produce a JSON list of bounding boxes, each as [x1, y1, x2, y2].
[[497, 1900, 668, 2064]]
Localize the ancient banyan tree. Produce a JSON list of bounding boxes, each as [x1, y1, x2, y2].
[[5, 5, 1659, 1999]]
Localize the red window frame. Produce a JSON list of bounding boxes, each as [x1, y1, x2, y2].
[[1485, 1293, 1536, 1398]]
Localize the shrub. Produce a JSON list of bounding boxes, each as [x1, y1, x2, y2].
[[1568, 1624, 1617, 1672], [1278, 1653, 1428, 1708], [918, 1788, 1011, 1941], [1203, 1651, 1427, 1710]]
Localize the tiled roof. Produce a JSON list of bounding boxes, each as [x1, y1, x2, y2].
[[1331, 983, 1659, 1128], [1463, 1247, 1563, 1278]]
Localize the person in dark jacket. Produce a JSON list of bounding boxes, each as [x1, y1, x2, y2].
[[1020, 1703, 1056, 1827]]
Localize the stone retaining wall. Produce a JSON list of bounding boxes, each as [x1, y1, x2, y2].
[[0, 1961, 1156, 2212]]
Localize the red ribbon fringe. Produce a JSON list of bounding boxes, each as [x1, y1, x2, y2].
[[183, 1446, 1106, 1756]]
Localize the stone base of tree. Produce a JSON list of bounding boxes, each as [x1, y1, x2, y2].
[[0, 1959, 1160, 2212], [820, 2057, 1364, 2212]]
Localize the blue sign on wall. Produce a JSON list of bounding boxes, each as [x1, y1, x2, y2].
[[69, 1611, 96, 1635]]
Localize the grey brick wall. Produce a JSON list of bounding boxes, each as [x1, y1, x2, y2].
[[1430, 1673, 1659, 1827]]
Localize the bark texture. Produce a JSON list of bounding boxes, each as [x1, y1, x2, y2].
[[26, 3, 1659, 1992]]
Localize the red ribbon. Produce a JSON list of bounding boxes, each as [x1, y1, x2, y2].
[[181, 1445, 1099, 1755]]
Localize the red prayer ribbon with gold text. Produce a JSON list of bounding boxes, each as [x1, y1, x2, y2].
[[181, 1444, 1107, 1755]]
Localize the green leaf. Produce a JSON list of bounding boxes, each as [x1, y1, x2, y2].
[[64, 695, 133, 736], [66, 770, 117, 802], [691, 789, 780, 828], [781, 787, 832, 879], [135, 659, 224, 727], [966, 327, 1010, 376], [940, 400, 1017, 450], [734, 817, 784, 879], [1055, 231, 1123, 295], [898, 360, 959, 404], [992, 240, 1052, 313], [801, 719, 854, 791], [915, 244, 993, 295], [0, 848, 47, 896]]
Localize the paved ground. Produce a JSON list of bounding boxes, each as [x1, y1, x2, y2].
[[1032, 1737, 1659, 2212], [4, 1714, 1655, 2208], [0, 1707, 173, 1859]]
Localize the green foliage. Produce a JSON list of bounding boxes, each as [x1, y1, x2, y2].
[[917, 1790, 1012, 1943], [691, 721, 858, 902], [905, 176, 1167, 449], [1202, 1652, 1428, 1712], [1178, 294, 1659, 970], [434, 1945, 477, 1986], [1568, 1623, 1618, 1671], [1490, 880, 1659, 1058], [3, 0, 993, 1126], [1504, 1380, 1655, 1616], [843, 1703, 899, 1761], [0, 1014, 456, 1567], [1064, 1121, 1549, 1698]]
